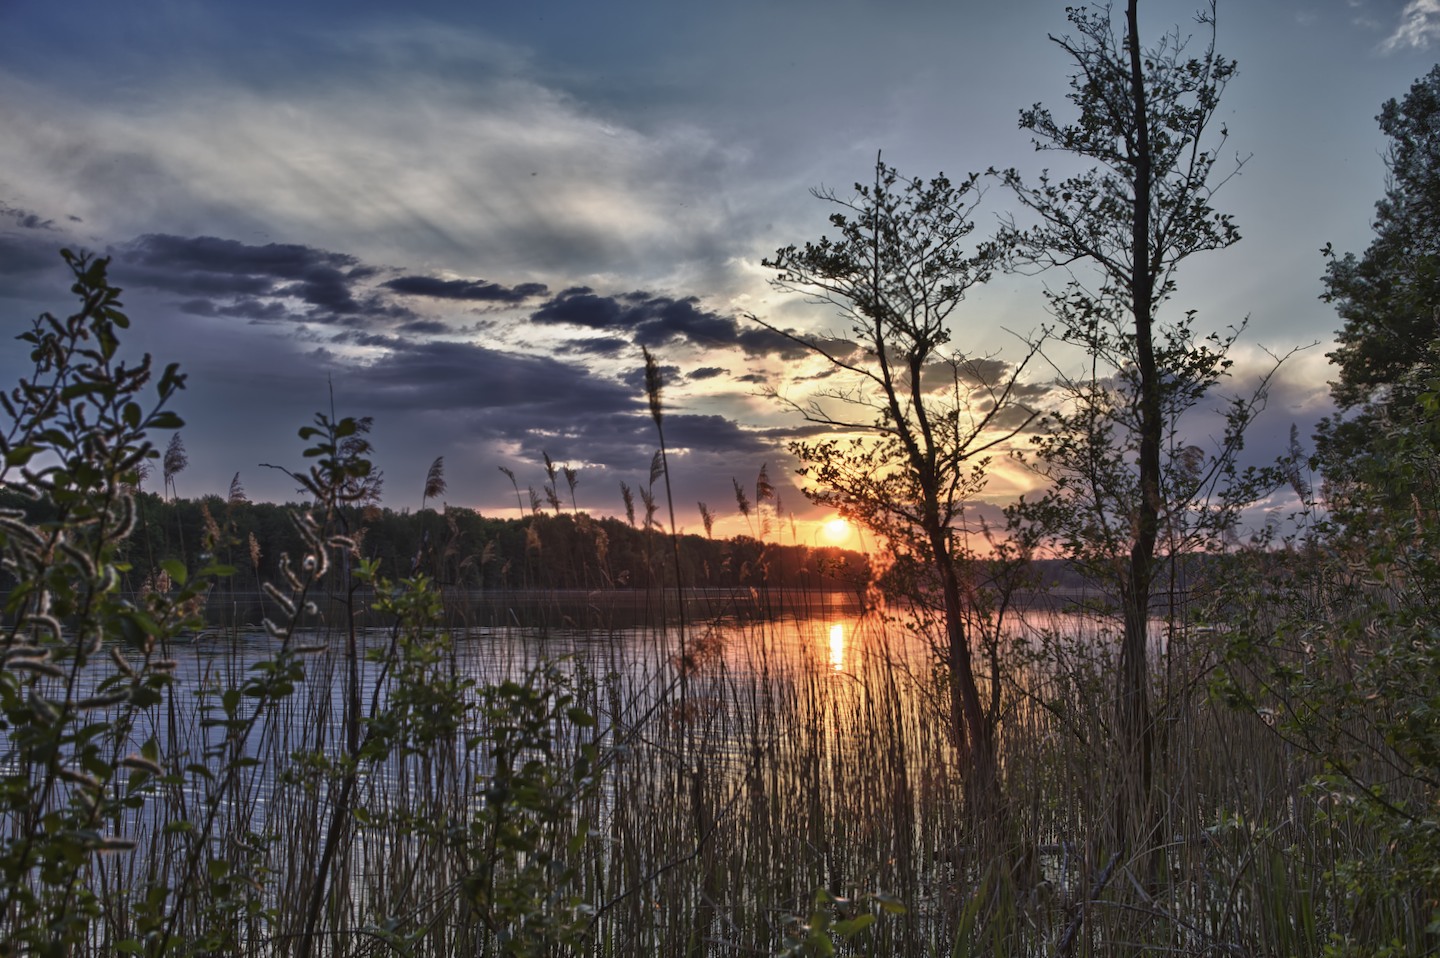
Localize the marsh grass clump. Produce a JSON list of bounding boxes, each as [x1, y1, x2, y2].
[[2, 252, 1433, 958], [0, 251, 207, 955]]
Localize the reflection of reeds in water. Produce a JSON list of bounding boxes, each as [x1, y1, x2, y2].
[[77, 582, 1406, 956]]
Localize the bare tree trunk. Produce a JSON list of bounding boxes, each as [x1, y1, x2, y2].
[[926, 521, 1005, 861], [1119, 0, 1159, 862]]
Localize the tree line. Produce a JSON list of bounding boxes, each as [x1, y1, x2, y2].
[[0, 488, 872, 606], [3, 0, 1439, 952], [754, 0, 1440, 941]]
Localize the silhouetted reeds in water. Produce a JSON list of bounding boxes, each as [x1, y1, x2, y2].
[[50, 571, 1421, 956]]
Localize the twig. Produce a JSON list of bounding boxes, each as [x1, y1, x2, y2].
[[1056, 851, 1121, 958]]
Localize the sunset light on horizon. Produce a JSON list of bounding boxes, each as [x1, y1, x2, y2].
[[3, 0, 1434, 537]]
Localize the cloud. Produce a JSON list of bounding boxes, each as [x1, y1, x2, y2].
[[621, 362, 682, 394], [918, 356, 1021, 391], [329, 330, 408, 350], [531, 287, 830, 359], [560, 336, 630, 357], [0, 232, 65, 280], [1383, 0, 1440, 50], [1, 203, 57, 231], [688, 366, 727, 381], [397, 318, 449, 335], [353, 339, 632, 416], [178, 295, 298, 322], [530, 287, 624, 329], [664, 413, 776, 456], [383, 275, 548, 302], [0, 29, 754, 291], [328, 339, 780, 478], [121, 233, 354, 293], [115, 233, 414, 326]]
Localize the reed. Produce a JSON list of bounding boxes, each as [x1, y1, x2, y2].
[[9, 512, 1429, 955], [4, 257, 1429, 956]]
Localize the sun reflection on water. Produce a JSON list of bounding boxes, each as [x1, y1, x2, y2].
[[828, 622, 845, 671]]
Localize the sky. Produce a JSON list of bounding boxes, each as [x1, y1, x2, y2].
[[2, 0, 1438, 541]]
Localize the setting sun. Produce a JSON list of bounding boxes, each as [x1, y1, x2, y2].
[[822, 517, 852, 544]]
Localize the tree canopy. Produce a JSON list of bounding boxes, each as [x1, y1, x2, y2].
[[759, 157, 1038, 817], [1326, 64, 1440, 412]]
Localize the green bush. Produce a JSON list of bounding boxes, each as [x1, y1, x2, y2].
[[0, 253, 603, 956]]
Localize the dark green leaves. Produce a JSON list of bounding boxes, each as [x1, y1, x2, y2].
[[0, 251, 206, 955]]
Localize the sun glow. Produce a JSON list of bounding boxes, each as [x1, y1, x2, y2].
[[821, 517, 852, 544]]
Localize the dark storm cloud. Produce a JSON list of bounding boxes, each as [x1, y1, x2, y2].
[[336, 339, 772, 465], [121, 234, 357, 290], [621, 362, 682, 394], [734, 326, 823, 361], [398, 318, 449, 335], [663, 413, 774, 455], [1, 204, 58, 231], [967, 358, 1018, 385], [0, 232, 65, 279], [530, 287, 621, 328], [354, 339, 638, 421], [1007, 381, 1053, 402], [630, 298, 737, 350], [688, 366, 727, 381], [561, 337, 629, 357], [917, 356, 1041, 394], [972, 404, 1045, 434], [115, 233, 414, 326], [793, 367, 840, 383], [178, 296, 298, 322], [531, 288, 831, 360], [382, 275, 548, 303], [328, 330, 407, 349]]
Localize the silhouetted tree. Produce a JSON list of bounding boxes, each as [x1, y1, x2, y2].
[[1001, 0, 1265, 854], [1320, 65, 1440, 496], [758, 156, 1037, 820]]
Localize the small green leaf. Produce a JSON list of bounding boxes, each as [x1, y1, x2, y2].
[[5, 445, 37, 467], [159, 559, 187, 586], [832, 913, 875, 938], [565, 707, 596, 728], [874, 893, 907, 915]]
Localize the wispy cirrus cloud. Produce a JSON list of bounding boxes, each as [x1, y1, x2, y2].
[[1383, 0, 1440, 50], [0, 23, 752, 295]]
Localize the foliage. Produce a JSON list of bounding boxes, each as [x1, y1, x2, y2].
[[0, 251, 212, 953], [1324, 64, 1440, 412], [162, 434, 187, 502], [0, 488, 872, 611], [1017, 308, 1262, 593], [773, 888, 904, 958], [0, 252, 606, 955], [1220, 88, 1440, 943], [455, 663, 598, 955], [999, 0, 1259, 852], [758, 156, 1036, 800], [1220, 383, 1440, 956], [1320, 66, 1440, 508]]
